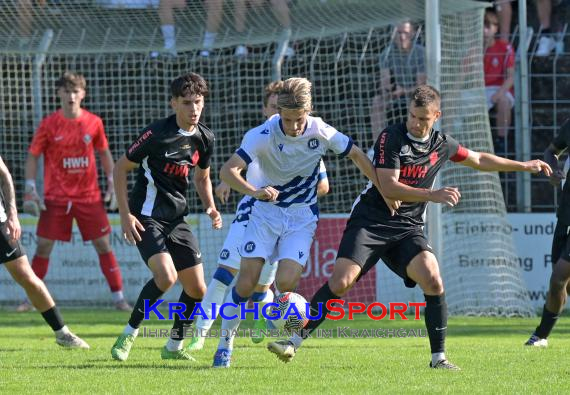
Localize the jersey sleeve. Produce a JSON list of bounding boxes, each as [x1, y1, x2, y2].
[[235, 128, 266, 165], [445, 134, 469, 162], [374, 129, 401, 169], [198, 132, 214, 169], [552, 119, 570, 151], [92, 117, 109, 151], [318, 159, 328, 181], [28, 118, 50, 156], [126, 127, 156, 163], [320, 121, 353, 157]]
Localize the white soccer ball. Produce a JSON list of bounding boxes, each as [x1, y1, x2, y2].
[[269, 292, 309, 332]]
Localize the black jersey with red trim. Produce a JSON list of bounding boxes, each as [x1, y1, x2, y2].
[[125, 114, 215, 221], [550, 118, 570, 221], [356, 123, 468, 229]]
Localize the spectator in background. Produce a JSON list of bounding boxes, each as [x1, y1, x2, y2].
[[154, 0, 186, 57], [95, 0, 180, 57], [484, 9, 515, 154], [201, 0, 294, 57], [476, 0, 512, 42], [370, 21, 426, 145], [535, 0, 556, 56]]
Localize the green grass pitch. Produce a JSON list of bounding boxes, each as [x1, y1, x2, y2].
[[1, 309, 569, 394]]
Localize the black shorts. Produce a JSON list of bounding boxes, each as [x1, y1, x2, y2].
[[551, 220, 570, 264], [337, 214, 432, 288], [135, 215, 202, 271], [0, 222, 26, 264]]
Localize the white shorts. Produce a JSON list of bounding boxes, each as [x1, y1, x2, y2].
[[240, 201, 318, 267], [485, 86, 514, 110], [218, 220, 278, 285]]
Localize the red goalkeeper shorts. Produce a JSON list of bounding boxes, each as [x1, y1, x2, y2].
[[37, 200, 111, 242]]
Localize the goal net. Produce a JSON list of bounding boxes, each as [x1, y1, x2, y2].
[[0, 0, 533, 316]]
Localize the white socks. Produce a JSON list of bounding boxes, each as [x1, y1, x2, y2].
[[161, 24, 176, 51], [289, 332, 303, 350], [202, 31, 217, 51], [123, 324, 139, 337], [195, 278, 230, 332], [55, 325, 71, 338], [217, 289, 244, 350], [111, 291, 124, 303], [432, 352, 445, 365], [166, 338, 183, 352]]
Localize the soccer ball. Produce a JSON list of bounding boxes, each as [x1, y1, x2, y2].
[[269, 292, 309, 332]]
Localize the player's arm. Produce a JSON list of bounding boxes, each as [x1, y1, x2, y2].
[[317, 177, 329, 197], [113, 155, 144, 244], [458, 149, 552, 175], [99, 148, 114, 181], [376, 167, 460, 207], [193, 166, 222, 230], [215, 181, 231, 204], [316, 160, 329, 197], [0, 156, 21, 241], [346, 145, 400, 214], [98, 148, 117, 210], [220, 154, 278, 201]]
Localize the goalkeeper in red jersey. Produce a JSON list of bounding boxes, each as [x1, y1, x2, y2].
[[17, 72, 131, 312]]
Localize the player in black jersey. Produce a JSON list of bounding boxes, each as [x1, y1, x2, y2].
[[0, 155, 89, 349], [111, 73, 222, 362], [525, 118, 570, 348], [268, 85, 552, 370]]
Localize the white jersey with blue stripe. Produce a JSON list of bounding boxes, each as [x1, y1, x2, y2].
[[236, 114, 351, 208], [232, 158, 328, 224]]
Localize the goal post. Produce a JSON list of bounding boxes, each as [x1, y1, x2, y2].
[[0, 0, 534, 316]]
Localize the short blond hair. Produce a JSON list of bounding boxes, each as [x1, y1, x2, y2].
[[277, 77, 312, 112], [263, 81, 283, 107]]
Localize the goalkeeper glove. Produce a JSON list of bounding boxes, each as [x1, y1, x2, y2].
[[104, 176, 118, 211], [23, 180, 45, 216]]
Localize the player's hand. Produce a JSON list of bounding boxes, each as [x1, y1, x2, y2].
[[525, 160, 553, 177], [23, 181, 46, 217], [104, 177, 118, 211], [6, 213, 21, 242], [120, 213, 145, 245], [548, 168, 565, 187], [382, 196, 401, 216], [215, 182, 231, 204], [391, 85, 405, 98], [207, 207, 222, 230], [429, 187, 461, 207], [253, 186, 279, 202]]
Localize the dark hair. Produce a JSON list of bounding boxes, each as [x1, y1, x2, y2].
[[171, 73, 208, 98], [263, 81, 283, 107], [411, 85, 441, 108], [485, 9, 499, 25], [56, 72, 86, 90]]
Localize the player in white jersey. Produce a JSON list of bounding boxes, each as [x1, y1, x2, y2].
[[212, 77, 397, 367], [188, 81, 329, 351]]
